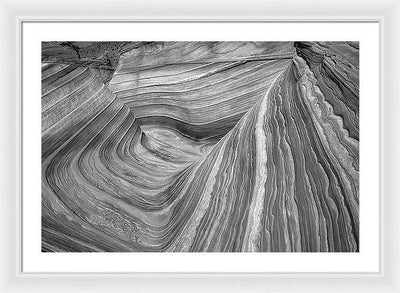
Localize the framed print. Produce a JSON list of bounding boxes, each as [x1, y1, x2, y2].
[[1, 0, 399, 292]]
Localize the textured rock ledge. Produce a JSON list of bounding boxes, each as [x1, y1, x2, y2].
[[41, 41, 359, 252]]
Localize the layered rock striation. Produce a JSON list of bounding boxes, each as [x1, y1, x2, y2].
[[41, 41, 359, 252]]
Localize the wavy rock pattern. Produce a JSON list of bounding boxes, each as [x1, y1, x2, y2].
[[41, 41, 359, 252]]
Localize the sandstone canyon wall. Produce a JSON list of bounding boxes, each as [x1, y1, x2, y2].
[[41, 41, 359, 252]]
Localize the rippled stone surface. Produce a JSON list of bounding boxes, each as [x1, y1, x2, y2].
[[42, 41, 359, 252]]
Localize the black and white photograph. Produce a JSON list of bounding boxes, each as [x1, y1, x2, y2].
[[41, 41, 359, 253]]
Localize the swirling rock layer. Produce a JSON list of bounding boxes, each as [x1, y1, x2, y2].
[[41, 41, 359, 252]]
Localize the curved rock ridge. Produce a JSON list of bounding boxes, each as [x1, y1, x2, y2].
[[295, 42, 359, 142], [41, 63, 117, 158], [108, 42, 294, 142], [41, 42, 359, 252]]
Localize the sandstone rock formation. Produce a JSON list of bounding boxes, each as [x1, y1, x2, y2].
[[41, 41, 359, 252]]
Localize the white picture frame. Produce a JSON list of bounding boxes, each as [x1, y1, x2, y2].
[[1, 0, 398, 291]]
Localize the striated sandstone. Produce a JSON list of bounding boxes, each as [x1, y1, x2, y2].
[[41, 41, 359, 252]]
